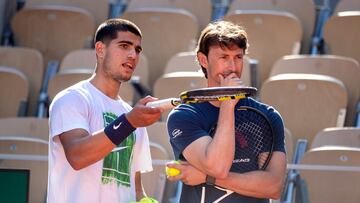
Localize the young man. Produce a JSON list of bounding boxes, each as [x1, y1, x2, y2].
[[47, 19, 162, 203], [166, 21, 286, 202]]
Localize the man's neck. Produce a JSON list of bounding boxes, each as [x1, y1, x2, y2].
[[90, 73, 121, 100]]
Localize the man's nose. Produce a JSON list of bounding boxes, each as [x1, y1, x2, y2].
[[128, 49, 136, 59], [227, 59, 236, 71]]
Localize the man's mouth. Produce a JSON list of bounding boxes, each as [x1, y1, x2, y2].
[[221, 72, 238, 78], [122, 62, 134, 71]]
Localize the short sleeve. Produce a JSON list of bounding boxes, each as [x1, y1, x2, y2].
[[132, 127, 153, 173], [167, 106, 211, 159], [267, 107, 286, 153], [49, 90, 90, 140]]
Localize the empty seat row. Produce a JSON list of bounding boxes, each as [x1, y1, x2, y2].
[[24, 0, 109, 25], [270, 55, 360, 126], [11, 5, 95, 65], [261, 73, 348, 148], [285, 126, 360, 202], [8, 3, 360, 92], [0, 118, 177, 203], [0, 117, 49, 203]]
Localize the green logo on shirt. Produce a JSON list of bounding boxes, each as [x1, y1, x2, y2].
[[101, 112, 136, 187]]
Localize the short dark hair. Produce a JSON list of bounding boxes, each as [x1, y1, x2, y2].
[[196, 21, 249, 78], [94, 18, 142, 44]]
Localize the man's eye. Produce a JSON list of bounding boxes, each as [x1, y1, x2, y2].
[[120, 44, 129, 49], [135, 48, 142, 54]]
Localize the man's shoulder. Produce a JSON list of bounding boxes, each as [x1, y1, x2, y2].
[[238, 98, 283, 126], [241, 98, 281, 116], [169, 102, 216, 120], [50, 80, 90, 107]]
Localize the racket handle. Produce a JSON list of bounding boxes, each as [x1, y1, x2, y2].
[[146, 98, 179, 110]]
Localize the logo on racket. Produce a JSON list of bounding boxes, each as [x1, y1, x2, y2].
[[233, 158, 251, 163], [113, 122, 122, 130]]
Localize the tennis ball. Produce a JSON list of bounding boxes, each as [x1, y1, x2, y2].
[[165, 160, 181, 177], [129, 197, 157, 203], [140, 197, 158, 203]]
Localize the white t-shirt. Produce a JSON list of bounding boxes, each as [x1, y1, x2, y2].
[[47, 80, 152, 203]]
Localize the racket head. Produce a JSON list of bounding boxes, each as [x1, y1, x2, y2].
[[209, 106, 274, 172], [179, 86, 257, 104]]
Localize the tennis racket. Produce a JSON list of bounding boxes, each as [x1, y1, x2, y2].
[[235, 106, 274, 171], [199, 106, 275, 202], [146, 86, 257, 110]]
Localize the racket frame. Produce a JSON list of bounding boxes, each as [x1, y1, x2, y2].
[[146, 86, 257, 109], [236, 106, 275, 170]]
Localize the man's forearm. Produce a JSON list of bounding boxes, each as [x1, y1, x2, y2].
[[202, 102, 236, 177], [215, 170, 283, 199], [215, 152, 286, 199]]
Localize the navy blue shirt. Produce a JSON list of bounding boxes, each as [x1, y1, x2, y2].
[[167, 98, 285, 203]]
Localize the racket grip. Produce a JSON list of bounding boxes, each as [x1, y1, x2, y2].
[[146, 98, 179, 110]]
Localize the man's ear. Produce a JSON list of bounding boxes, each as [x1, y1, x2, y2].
[[95, 41, 105, 58], [197, 52, 208, 69]]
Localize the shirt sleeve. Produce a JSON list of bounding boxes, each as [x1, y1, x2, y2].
[[167, 107, 210, 160], [268, 107, 286, 153], [49, 90, 90, 141], [132, 127, 153, 173]]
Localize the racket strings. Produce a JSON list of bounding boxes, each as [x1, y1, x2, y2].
[[243, 121, 264, 154], [234, 108, 274, 171]]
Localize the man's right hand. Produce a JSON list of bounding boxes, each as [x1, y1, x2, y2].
[[125, 96, 162, 128], [219, 73, 243, 88], [167, 161, 206, 186], [219, 73, 243, 106]]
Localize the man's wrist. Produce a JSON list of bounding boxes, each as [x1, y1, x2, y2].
[[125, 112, 137, 128], [104, 113, 136, 145], [206, 175, 216, 186]]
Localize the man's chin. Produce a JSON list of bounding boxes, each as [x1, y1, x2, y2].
[[118, 77, 132, 83]]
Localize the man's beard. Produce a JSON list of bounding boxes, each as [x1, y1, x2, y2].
[[103, 62, 132, 83], [113, 74, 131, 83], [107, 69, 132, 83]]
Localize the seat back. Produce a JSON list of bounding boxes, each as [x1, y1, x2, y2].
[[122, 8, 198, 86], [126, 0, 211, 30], [0, 47, 44, 116], [0, 117, 49, 140], [60, 49, 96, 70], [164, 52, 201, 74], [11, 5, 95, 64], [224, 10, 302, 88], [0, 67, 29, 118], [271, 55, 360, 126], [228, 0, 314, 53], [260, 73, 348, 145], [25, 0, 108, 26], [299, 147, 360, 203], [0, 117, 49, 203], [335, 0, 360, 13], [323, 11, 360, 65], [311, 127, 360, 149]]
